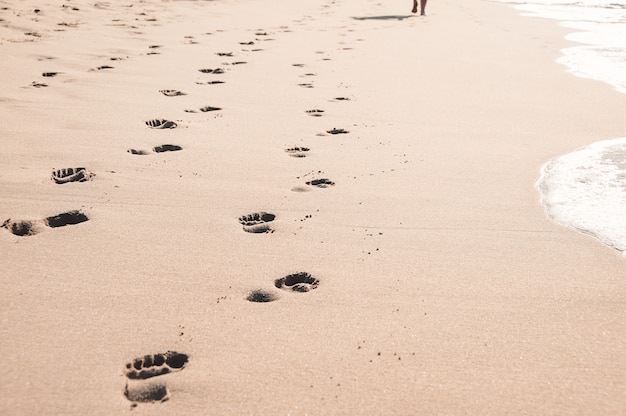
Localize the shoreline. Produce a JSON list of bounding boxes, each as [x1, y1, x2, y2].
[[1, 0, 626, 414]]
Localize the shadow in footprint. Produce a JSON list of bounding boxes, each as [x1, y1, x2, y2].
[[45, 210, 89, 228], [247, 289, 279, 303], [153, 144, 182, 153], [1, 219, 41, 236], [128, 149, 150, 155], [275, 272, 319, 292], [124, 382, 168, 403]]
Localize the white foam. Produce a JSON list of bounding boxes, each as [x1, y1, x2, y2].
[[538, 138, 626, 254], [498, 0, 626, 95]]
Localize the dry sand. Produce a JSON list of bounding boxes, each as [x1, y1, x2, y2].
[[1, 0, 626, 414]]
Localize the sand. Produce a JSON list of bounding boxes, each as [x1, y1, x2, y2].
[[1, 0, 626, 414]]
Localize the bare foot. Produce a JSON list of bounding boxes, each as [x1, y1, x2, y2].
[[412, 0, 418, 13]]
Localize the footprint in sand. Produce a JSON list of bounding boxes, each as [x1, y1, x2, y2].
[[216, 52, 233, 57], [239, 212, 276, 234], [127, 149, 150, 155], [145, 119, 177, 129], [153, 144, 182, 153], [246, 289, 279, 303], [2, 210, 89, 237], [127, 145, 182, 155], [327, 128, 349, 135], [185, 106, 221, 114], [333, 97, 351, 101], [51, 167, 94, 184], [198, 68, 224, 74], [195, 80, 225, 85], [275, 272, 320, 293], [284, 147, 310, 158], [123, 351, 189, 404], [31, 81, 48, 88], [90, 65, 114, 71], [159, 89, 186, 97], [306, 178, 335, 188], [306, 109, 324, 117], [42, 72, 60, 77], [298, 83, 314, 88]]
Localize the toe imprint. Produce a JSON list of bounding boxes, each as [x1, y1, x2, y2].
[[306, 178, 334, 188], [239, 212, 276, 233], [124, 351, 189, 380], [145, 119, 177, 129], [275, 272, 319, 293], [51, 167, 94, 184]]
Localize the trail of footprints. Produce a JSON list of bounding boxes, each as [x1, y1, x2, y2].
[[7, 12, 361, 407]]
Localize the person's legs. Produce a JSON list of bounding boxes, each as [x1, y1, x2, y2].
[[420, 0, 427, 15], [412, 0, 418, 13]]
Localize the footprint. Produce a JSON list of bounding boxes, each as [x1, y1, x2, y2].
[[159, 89, 186, 97], [1, 219, 43, 236], [306, 109, 324, 117], [231, 61, 247, 65], [275, 272, 319, 293], [333, 97, 350, 101], [92, 65, 114, 71], [185, 106, 221, 113], [198, 68, 224, 74], [153, 144, 182, 153], [128, 149, 150, 155], [298, 83, 314, 88], [239, 212, 275, 234], [45, 210, 89, 228], [239, 41, 254, 45], [124, 382, 168, 404], [145, 119, 177, 129], [216, 52, 233, 57], [306, 178, 334, 188], [42, 72, 59, 77], [284, 147, 310, 158], [195, 80, 225, 85], [31, 81, 48, 88], [51, 167, 94, 184], [124, 351, 189, 380], [123, 351, 189, 405], [246, 289, 279, 303], [2, 210, 89, 237], [327, 128, 348, 135]]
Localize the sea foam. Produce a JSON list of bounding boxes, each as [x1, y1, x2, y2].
[[538, 138, 626, 255]]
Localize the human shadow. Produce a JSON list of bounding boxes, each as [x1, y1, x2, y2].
[[351, 15, 415, 21]]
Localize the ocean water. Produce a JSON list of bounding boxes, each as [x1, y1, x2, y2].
[[500, 0, 626, 255]]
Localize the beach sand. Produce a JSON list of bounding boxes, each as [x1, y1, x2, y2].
[[1, 0, 625, 414]]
